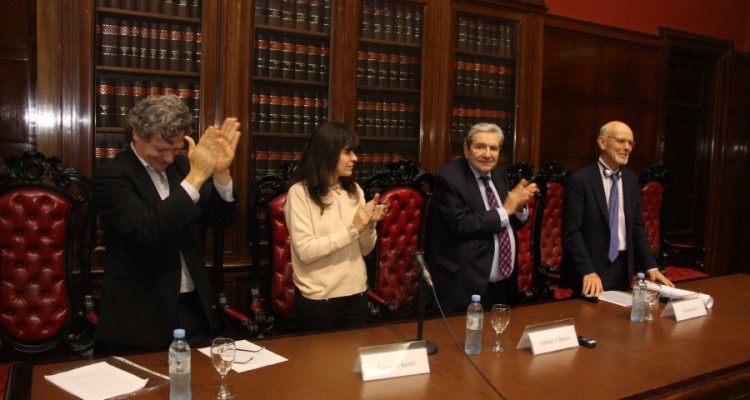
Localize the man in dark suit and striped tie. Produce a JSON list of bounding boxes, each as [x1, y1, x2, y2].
[[428, 122, 538, 313]]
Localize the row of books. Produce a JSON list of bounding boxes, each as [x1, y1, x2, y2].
[[254, 0, 331, 33], [97, 0, 201, 18], [252, 150, 418, 183], [355, 97, 420, 138], [356, 49, 421, 90], [251, 89, 329, 134], [253, 33, 329, 82], [96, 78, 200, 130], [360, 2, 422, 44], [99, 16, 201, 72], [456, 15, 515, 57], [451, 107, 514, 137], [454, 59, 515, 97]]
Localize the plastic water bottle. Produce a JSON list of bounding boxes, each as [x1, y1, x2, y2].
[[630, 272, 647, 322], [169, 328, 191, 400], [464, 294, 483, 354]]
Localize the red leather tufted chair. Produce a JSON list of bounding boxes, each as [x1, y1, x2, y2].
[[533, 161, 572, 300], [268, 192, 295, 326], [639, 165, 708, 282], [0, 152, 96, 355], [364, 160, 434, 317], [507, 162, 539, 303], [248, 167, 293, 331]]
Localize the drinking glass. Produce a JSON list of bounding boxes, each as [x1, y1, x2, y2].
[[490, 304, 511, 352], [211, 337, 236, 399], [645, 289, 660, 321]]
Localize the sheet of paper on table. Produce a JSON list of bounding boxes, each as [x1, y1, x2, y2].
[[44, 361, 149, 400], [598, 290, 633, 307], [199, 339, 288, 373]]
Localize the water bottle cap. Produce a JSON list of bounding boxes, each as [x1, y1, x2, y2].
[[637, 272, 645, 279], [173, 328, 186, 339], [471, 294, 481, 302]]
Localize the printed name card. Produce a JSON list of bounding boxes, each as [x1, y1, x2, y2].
[[354, 341, 430, 381], [661, 294, 707, 321], [516, 318, 578, 355]]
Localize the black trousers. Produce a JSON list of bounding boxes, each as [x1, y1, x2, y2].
[[601, 251, 630, 291], [294, 290, 369, 332]]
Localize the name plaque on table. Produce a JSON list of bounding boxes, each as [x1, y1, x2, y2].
[[516, 318, 579, 355], [354, 340, 430, 381], [661, 294, 707, 321]]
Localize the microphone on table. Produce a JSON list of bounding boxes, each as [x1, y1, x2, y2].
[[412, 251, 508, 399], [412, 251, 438, 355], [413, 251, 433, 289]]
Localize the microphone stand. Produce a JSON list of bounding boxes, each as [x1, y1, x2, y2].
[[415, 270, 438, 355]]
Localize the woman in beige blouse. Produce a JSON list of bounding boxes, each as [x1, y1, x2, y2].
[[285, 122, 389, 331]]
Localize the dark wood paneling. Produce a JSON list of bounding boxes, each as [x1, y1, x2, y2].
[[539, 91, 597, 168], [723, 53, 750, 276], [542, 26, 600, 95], [541, 17, 663, 173], [0, 1, 35, 157], [600, 41, 661, 102]]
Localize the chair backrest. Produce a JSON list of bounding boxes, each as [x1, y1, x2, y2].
[[638, 165, 670, 261], [533, 161, 567, 277], [0, 152, 95, 355], [363, 159, 434, 315], [268, 192, 294, 324], [248, 164, 294, 328], [507, 162, 538, 302]]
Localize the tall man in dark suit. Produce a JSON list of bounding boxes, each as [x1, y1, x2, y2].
[[429, 123, 538, 313], [561, 121, 673, 296], [93, 95, 241, 350]]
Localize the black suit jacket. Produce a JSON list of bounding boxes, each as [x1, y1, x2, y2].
[[561, 161, 655, 292], [428, 158, 521, 313], [92, 147, 236, 349]]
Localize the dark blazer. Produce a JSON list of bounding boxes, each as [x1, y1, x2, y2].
[[561, 161, 655, 292], [428, 158, 521, 314], [92, 147, 237, 349]]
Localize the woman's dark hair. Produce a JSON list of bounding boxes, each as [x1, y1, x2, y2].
[[292, 121, 360, 212]]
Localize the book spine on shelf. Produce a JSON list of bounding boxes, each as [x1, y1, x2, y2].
[[295, 0, 309, 30], [319, 45, 329, 81], [268, 0, 282, 26], [96, 78, 115, 127], [100, 17, 119, 66], [281, 0, 295, 28], [157, 23, 170, 70], [322, 0, 330, 33], [292, 92, 304, 133], [176, 0, 189, 17], [281, 38, 295, 79], [268, 37, 282, 78], [255, 0, 268, 25], [114, 80, 133, 129], [306, 43, 319, 82], [192, 83, 200, 130], [308, 0, 321, 32], [361, 3, 372, 39], [189, 0, 201, 18], [413, 8, 422, 44], [169, 24, 184, 71], [148, 0, 161, 13], [162, 0, 175, 15]]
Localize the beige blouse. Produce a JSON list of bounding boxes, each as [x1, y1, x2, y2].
[[284, 182, 377, 300]]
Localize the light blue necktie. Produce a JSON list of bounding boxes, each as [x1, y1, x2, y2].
[[608, 172, 620, 262]]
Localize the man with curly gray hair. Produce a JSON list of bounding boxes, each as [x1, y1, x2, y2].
[[93, 94, 242, 350]]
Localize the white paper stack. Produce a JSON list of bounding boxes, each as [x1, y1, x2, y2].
[[646, 282, 714, 308]]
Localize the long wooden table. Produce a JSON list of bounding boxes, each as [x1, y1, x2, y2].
[[28, 274, 750, 399]]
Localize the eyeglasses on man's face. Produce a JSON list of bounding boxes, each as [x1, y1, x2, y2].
[[606, 136, 635, 148]]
